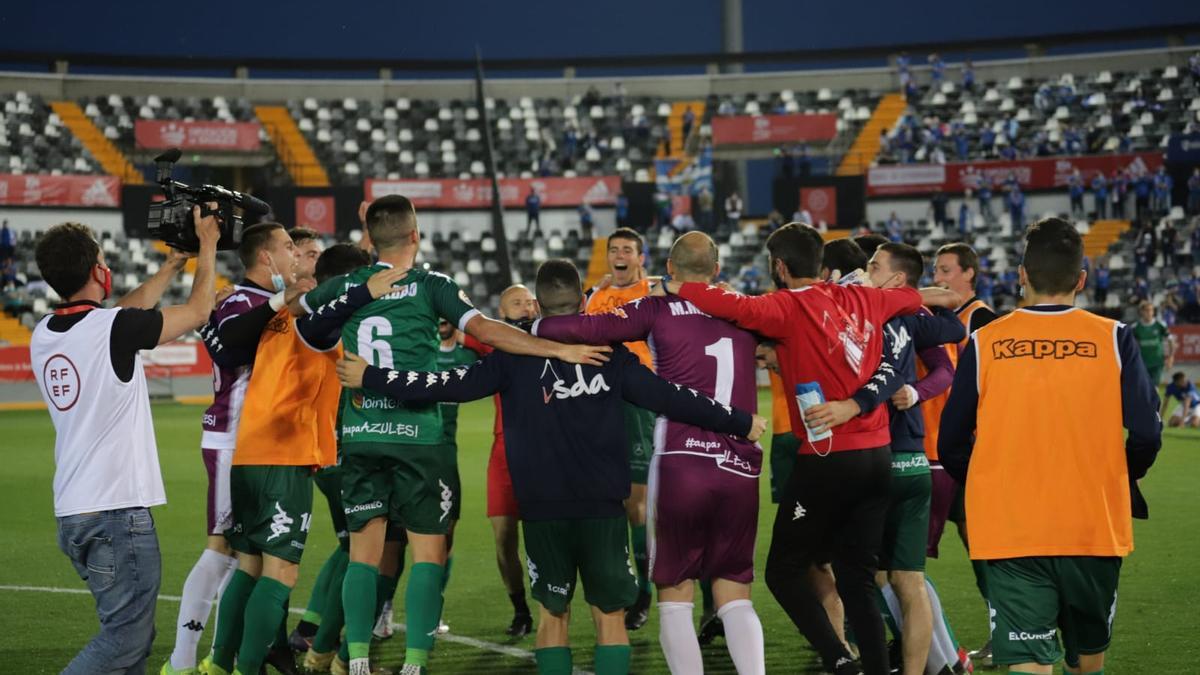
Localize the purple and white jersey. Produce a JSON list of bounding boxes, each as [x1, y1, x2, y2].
[[197, 284, 273, 449], [534, 295, 761, 476]]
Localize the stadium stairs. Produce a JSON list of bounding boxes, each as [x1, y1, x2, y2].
[[664, 100, 706, 158], [1083, 219, 1132, 259], [583, 239, 610, 289], [49, 101, 143, 184], [836, 92, 906, 176], [0, 314, 32, 346], [255, 105, 330, 187]]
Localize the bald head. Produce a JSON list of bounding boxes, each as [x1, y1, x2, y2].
[[498, 284, 538, 322], [667, 231, 720, 283]]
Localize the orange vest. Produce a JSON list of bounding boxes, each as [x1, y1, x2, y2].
[[921, 299, 988, 461], [769, 370, 792, 435], [234, 309, 340, 467], [956, 298, 991, 354], [967, 308, 1132, 559], [585, 278, 654, 369]]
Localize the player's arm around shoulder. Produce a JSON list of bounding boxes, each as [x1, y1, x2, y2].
[[337, 350, 506, 404], [465, 313, 611, 367], [670, 280, 790, 338]]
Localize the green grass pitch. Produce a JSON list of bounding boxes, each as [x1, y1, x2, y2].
[[1, 391, 1197, 673]]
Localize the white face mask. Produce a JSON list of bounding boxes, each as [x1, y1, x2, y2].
[[266, 255, 286, 292]]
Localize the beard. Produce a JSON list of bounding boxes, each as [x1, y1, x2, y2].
[[771, 271, 788, 292]]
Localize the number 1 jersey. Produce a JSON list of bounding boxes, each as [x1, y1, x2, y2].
[[301, 262, 479, 446]]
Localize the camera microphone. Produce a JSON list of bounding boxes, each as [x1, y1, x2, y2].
[[155, 148, 183, 164]]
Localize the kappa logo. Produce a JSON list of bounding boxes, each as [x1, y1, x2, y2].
[[386, 370, 401, 384], [438, 479, 454, 522], [886, 323, 912, 360], [991, 338, 1097, 360], [527, 558, 540, 585], [793, 502, 807, 520], [454, 367, 468, 380], [406, 371, 419, 386], [426, 372, 440, 388], [182, 620, 204, 632], [266, 502, 294, 542]]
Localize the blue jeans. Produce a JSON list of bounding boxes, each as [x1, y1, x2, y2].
[[56, 508, 161, 675]]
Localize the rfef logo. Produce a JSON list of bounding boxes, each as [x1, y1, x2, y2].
[[991, 339, 1097, 360], [42, 354, 81, 411]]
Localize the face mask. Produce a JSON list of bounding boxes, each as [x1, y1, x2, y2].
[[94, 265, 112, 300], [504, 316, 535, 333], [270, 273, 286, 293]]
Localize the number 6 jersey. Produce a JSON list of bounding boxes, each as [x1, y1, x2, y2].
[[300, 262, 479, 447]]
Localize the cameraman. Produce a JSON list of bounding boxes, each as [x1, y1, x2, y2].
[[30, 206, 219, 674]]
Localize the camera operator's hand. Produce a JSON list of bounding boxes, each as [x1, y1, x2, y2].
[[284, 279, 317, 306], [165, 247, 193, 270], [367, 267, 408, 299], [193, 203, 221, 249], [337, 352, 369, 389]]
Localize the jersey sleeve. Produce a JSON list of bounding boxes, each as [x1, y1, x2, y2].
[[360, 351, 506, 404], [674, 283, 791, 338], [533, 298, 657, 344], [618, 349, 753, 438], [428, 273, 482, 332], [913, 344, 954, 402], [873, 286, 923, 322], [1116, 324, 1162, 482], [911, 307, 967, 349], [849, 323, 904, 414], [463, 332, 494, 356], [299, 274, 347, 315], [296, 283, 375, 351], [110, 308, 164, 383]]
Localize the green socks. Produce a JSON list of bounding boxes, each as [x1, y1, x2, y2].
[[971, 559, 989, 599], [211, 569, 256, 672], [700, 579, 714, 615], [343, 561, 379, 661], [630, 524, 649, 593], [302, 547, 348, 626], [594, 644, 632, 675], [441, 555, 454, 594], [311, 554, 349, 653], [404, 562, 446, 666], [535, 646, 573, 675], [235, 576, 291, 674]]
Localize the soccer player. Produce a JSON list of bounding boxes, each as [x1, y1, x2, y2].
[[298, 195, 607, 675], [928, 242, 998, 665], [940, 217, 1161, 675], [535, 232, 768, 674], [291, 227, 324, 280], [1163, 371, 1200, 428], [206, 257, 405, 675], [32, 210, 218, 673], [660, 224, 960, 675], [584, 227, 658, 629], [1133, 300, 1173, 387], [336, 258, 767, 675], [464, 285, 539, 637], [167, 222, 305, 675]]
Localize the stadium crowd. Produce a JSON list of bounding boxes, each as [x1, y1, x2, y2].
[[26, 177, 1181, 675]]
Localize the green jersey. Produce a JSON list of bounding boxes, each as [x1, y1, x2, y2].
[[1133, 319, 1169, 368], [303, 263, 479, 446], [436, 343, 480, 444]]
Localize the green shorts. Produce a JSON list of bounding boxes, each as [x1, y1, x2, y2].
[[880, 453, 931, 572], [339, 442, 459, 536], [227, 465, 314, 564], [1145, 362, 1163, 389], [523, 516, 639, 615], [769, 432, 800, 504], [314, 466, 349, 550], [987, 556, 1122, 667], [623, 404, 656, 485]]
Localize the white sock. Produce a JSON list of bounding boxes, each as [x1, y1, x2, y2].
[[169, 548, 236, 669], [925, 578, 958, 675], [206, 551, 239, 654], [718, 599, 765, 675], [658, 602, 702, 675]]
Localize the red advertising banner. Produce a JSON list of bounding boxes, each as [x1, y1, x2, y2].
[[0, 174, 120, 207], [866, 152, 1164, 197], [711, 113, 838, 146], [0, 342, 212, 382], [296, 196, 335, 234], [135, 120, 262, 151], [365, 176, 621, 209], [800, 187, 838, 226], [1171, 325, 1200, 363]]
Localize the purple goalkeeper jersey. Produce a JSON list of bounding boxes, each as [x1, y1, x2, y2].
[[534, 295, 761, 476], [197, 284, 273, 449]]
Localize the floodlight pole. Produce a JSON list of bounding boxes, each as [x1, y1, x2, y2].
[[475, 46, 514, 287]]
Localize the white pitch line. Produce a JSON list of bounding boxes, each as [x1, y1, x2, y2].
[[0, 584, 594, 675]]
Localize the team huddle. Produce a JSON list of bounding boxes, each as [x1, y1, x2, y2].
[[31, 196, 1163, 675]]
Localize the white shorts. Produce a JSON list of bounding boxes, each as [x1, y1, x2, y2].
[[1171, 405, 1198, 425], [202, 447, 234, 535]]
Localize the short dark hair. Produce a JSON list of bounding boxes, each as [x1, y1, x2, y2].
[[365, 195, 418, 250], [608, 227, 644, 255], [935, 242, 981, 287], [1172, 371, 1186, 384], [766, 223, 824, 279], [878, 242, 925, 289], [1022, 217, 1083, 295], [821, 238, 867, 277], [853, 234, 889, 259], [289, 227, 320, 245], [314, 243, 371, 283], [238, 222, 286, 269], [35, 222, 100, 299], [535, 259, 583, 317]]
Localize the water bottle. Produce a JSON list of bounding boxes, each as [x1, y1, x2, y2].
[[795, 381, 833, 443]]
